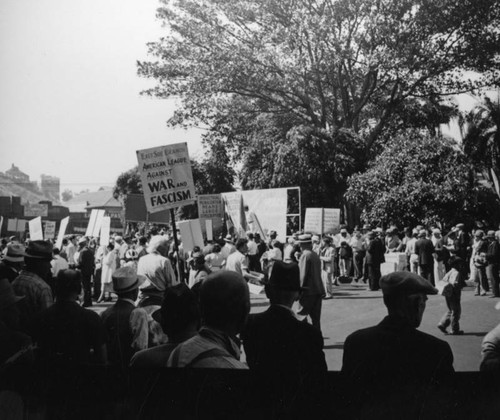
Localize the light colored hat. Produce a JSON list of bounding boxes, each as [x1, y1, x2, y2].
[[311, 235, 320, 242], [432, 228, 441, 235], [125, 249, 138, 260], [340, 228, 348, 234], [0, 278, 24, 309], [297, 234, 312, 243], [418, 229, 427, 237], [2, 243, 25, 263], [78, 236, 87, 245], [112, 266, 144, 294], [224, 234, 234, 244]]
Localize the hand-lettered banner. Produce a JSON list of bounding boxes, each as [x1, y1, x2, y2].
[[136, 143, 196, 213]]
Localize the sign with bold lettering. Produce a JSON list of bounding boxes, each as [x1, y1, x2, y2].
[[44, 221, 56, 239], [24, 203, 48, 218], [55, 216, 69, 249], [198, 194, 223, 219], [29, 217, 43, 240], [304, 208, 341, 234], [136, 143, 196, 213]]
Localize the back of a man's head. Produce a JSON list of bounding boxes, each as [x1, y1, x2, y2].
[[55, 269, 82, 300], [199, 271, 250, 335]]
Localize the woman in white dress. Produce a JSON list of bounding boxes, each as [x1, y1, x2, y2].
[[97, 243, 116, 303]]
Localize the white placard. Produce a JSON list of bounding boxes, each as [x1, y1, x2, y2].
[[44, 221, 56, 239], [16, 219, 26, 233], [304, 208, 324, 234], [136, 143, 196, 213], [198, 194, 223, 218], [177, 219, 204, 254], [92, 210, 105, 237], [85, 210, 98, 237], [323, 208, 341, 234], [205, 219, 213, 241], [29, 217, 43, 240], [55, 216, 69, 249], [7, 218, 17, 232], [100, 216, 111, 246]]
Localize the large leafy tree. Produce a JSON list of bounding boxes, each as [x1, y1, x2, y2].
[[346, 130, 499, 228], [139, 0, 500, 152], [460, 94, 500, 196]]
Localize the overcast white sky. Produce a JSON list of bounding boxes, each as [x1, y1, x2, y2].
[[0, 1, 495, 197], [0, 0, 204, 194]]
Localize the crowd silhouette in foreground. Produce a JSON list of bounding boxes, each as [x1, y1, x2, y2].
[[1, 222, 500, 416]]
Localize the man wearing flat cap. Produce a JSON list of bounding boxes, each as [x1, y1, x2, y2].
[[342, 271, 454, 378], [241, 261, 327, 374], [12, 240, 54, 334]]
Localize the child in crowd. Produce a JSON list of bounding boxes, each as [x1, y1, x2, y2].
[[437, 256, 466, 336]]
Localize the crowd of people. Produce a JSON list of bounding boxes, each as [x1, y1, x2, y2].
[[1, 220, 500, 382]]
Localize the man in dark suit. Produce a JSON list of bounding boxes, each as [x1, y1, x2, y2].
[[415, 229, 436, 285], [296, 234, 325, 332], [365, 230, 385, 291], [241, 261, 327, 375], [101, 266, 148, 368], [76, 237, 95, 307], [342, 271, 454, 379]]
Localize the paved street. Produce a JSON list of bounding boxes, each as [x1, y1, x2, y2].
[[90, 282, 500, 372], [249, 282, 500, 372]]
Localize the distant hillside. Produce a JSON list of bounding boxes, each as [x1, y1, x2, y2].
[[0, 174, 58, 204]]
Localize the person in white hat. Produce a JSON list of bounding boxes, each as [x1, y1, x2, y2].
[[431, 228, 446, 282], [100, 266, 149, 367], [220, 234, 236, 261]]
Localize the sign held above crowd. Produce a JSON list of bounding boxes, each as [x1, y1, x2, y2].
[[304, 208, 341, 235], [136, 143, 196, 214]]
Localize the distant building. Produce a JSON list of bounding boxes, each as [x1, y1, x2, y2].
[[5, 164, 30, 183], [64, 189, 124, 235], [41, 174, 60, 202]]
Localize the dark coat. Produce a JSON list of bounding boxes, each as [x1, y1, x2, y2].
[[77, 247, 95, 277], [101, 300, 136, 367], [415, 238, 435, 266], [241, 305, 327, 374], [366, 238, 385, 265], [342, 315, 454, 379]]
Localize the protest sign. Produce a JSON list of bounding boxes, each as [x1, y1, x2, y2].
[[7, 218, 17, 232], [177, 219, 204, 254], [85, 209, 105, 237], [29, 217, 43, 240], [205, 219, 213, 241], [44, 221, 56, 239], [24, 203, 48, 218], [124, 194, 170, 223], [16, 219, 26, 232], [304, 208, 341, 234], [304, 208, 324, 235], [198, 194, 223, 219], [92, 210, 105, 237], [136, 143, 196, 213], [0, 216, 3, 234], [55, 216, 69, 249], [100, 216, 111, 247]]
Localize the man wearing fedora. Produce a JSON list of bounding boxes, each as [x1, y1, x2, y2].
[[0, 242, 25, 283], [34, 269, 107, 366], [12, 240, 54, 334], [296, 234, 325, 332], [101, 266, 149, 367], [242, 261, 327, 374], [342, 272, 454, 378], [220, 234, 236, 261]]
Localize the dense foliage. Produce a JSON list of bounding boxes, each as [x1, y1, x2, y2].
[[346, 131, 500, 227]]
